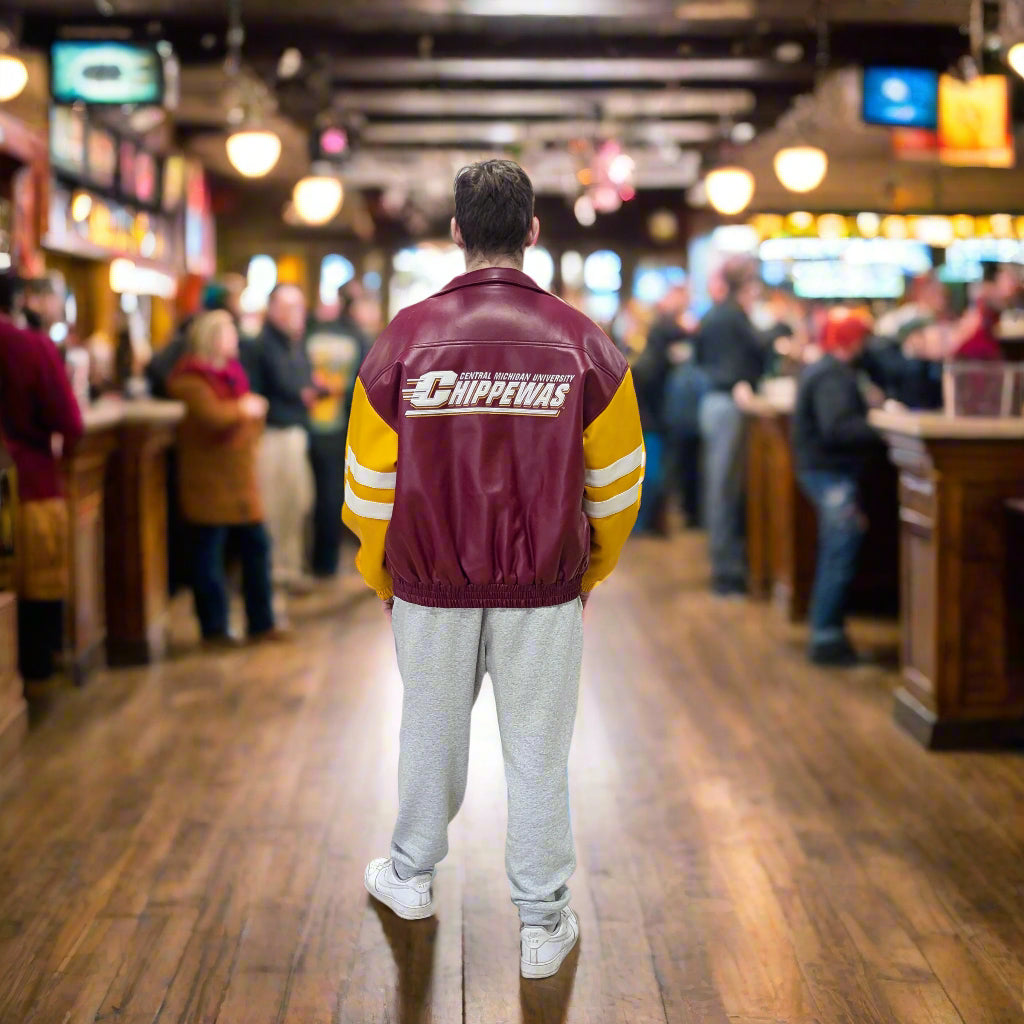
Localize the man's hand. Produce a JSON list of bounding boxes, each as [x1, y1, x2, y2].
[[301, 386, 319, 408], [732, 380, 754, 407]]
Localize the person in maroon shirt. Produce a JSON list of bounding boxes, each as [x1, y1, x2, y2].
[[0, 274, 84, 679]]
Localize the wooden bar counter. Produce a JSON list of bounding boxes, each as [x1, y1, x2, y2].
[[0, 440, 26, 766], [870, 409, 1024, 748], [66, 399, 184, 682], [745, 389, 899, 620]]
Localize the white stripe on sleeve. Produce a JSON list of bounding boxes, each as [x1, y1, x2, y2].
[[347, 447, 398, 489], [584, 443, 645, 489], [583, 480, 642, 519], [344, 480, 394, 521]]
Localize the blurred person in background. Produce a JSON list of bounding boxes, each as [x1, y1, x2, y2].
[[167, 310, 285, 646], [305, 280, 372, 579], [657, 284, 709, 531], [249, 282, 318, 593], [146, 274, 246, 399], [632, 283, 692, 534], [695, 259, 769, 596], [864, 274, 949, 411], [22, 271, 67, 338], [792, 312, 882, 667], [954, 262, 1017, 361], [0, 273, 84, 680], [147, 273, 249, 595]]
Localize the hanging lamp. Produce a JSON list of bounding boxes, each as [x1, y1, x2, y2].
[[226, 129, 281, 178], [772, 7, 830, 195], [222, 0, 281, 179], [0, 52, 27, 102], [292, 174, 344, 225], [773, 145, 828, 194], [704, 166, 755, 216]]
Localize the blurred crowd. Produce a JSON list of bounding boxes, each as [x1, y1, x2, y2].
[[145, 274, 381, 647], [620, 256, 1022, 667], [4, 252, 1023, 677]]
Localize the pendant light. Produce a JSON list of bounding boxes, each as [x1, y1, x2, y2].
[[772, 7, 830, 195], [773, 145, 828, 194], [0, 53, 27, 102], [704, 167, 755, 217], [222, 0, 281, 179], [226, 129, 282, 178], [1003, 0, 1024, 77], [292, 174, 343, 225]]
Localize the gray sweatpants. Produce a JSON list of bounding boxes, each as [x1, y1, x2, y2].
[[389, 597, 584, 928]]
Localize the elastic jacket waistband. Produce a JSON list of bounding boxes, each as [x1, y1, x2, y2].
[[391, 576, 584, 609]]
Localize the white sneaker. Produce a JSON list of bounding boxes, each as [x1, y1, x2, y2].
[[520, 907, 580, 979], [363, 857, 434, 920]]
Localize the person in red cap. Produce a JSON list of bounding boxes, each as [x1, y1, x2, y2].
[[791, 311, 882, 666]]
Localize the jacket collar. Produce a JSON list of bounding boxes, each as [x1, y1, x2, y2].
[[436, 267, 544, 296]]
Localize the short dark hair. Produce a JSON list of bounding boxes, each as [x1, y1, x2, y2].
[[454, 159, 535, 260], [0, 274, 21, 315], [722, 257, 757, 297]]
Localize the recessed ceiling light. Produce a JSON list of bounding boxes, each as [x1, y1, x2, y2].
[[731, 121, 756, 144], [774, 41, 804, 64]]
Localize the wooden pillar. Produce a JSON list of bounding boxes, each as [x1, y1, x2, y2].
[[0, 440, 27, 766], [104, 406, 183, 665], [64, 416, 118, 685]]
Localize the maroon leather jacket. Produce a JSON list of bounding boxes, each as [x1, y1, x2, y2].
[[342, 267, 645, 609]]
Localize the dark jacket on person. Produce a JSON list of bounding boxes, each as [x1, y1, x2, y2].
[[145, 323, 191, 399], [633, 314, 689, 433], [248, 321, 314, 429], [0, 317, 84, 500], [342, 267, 645, 607], [695, 299, 767, 393], [792, 354, 880, 476]]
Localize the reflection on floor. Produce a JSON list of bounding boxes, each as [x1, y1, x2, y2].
[[0, 533, 1022, 1023]]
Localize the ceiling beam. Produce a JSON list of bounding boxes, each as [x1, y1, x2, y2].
[[360, 119, 720, 146], [333, 88, 757, 119], [330, 57, 814, 84]]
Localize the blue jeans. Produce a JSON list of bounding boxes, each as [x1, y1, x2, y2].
[[633, 431, 665, 533], [699, 392, 747, 588], [191, 522, 275, 638], [797, 471, 867, 647]]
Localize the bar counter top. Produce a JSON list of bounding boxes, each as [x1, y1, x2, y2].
[[83, 398, 185, 433], [869, 409, 1024, 440]]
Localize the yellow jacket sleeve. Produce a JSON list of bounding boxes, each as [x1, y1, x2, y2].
[[342, 377, 399, 600], [581, 369, 645, 593]]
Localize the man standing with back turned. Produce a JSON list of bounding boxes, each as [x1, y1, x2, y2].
[[344, 160, 644, 979]]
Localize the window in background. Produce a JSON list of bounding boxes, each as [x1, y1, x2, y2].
[[240, 255, 278, 316], [320, 254, 355, 306], [561, 251, 584, 290], [633, 263, 686, 305], [389, 244, 464, 316], [523, 246, 554, 290], [582, 249, 622, 324]]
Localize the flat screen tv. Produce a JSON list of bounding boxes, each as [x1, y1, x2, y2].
[[863, 67, 939, 130], [51, 41, 164, 106]]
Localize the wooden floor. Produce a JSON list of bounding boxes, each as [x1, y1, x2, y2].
[[1, 534, 1023, 1024]]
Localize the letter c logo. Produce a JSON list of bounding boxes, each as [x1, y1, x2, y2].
[[410, 370, 458, 408]]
